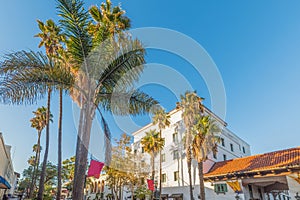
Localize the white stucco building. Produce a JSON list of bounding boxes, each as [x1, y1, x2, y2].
[[132, 107, 251, 200], [85, 105, 300, 200], [0, 132, 18, 199]]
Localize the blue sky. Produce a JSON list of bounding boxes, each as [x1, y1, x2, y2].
[[1, 0, 300, 173]]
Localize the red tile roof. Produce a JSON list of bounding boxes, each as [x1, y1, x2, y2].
[[205, 147, 300, 178]]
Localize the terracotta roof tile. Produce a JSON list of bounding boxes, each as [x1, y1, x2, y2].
[[205, 147, 300, 177]]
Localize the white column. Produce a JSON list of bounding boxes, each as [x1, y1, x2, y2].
[[286, 175, 300, 199]]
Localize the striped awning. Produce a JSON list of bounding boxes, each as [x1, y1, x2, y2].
[[0, 176, 11, 189]]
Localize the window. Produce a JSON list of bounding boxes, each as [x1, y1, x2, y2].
[[141, 147, 144, 153], [214, 184, 228, 194], [221, 138, 225, 147], [213, 151, 217, 159], [230, 143, 234, 152], [248, 185, 253, 198], [140, 177, 145, 185], [162, 173, 166, 183], [141, 160, 146, 168], [162, 153, 166, 162], [223, 154, 227, 161], [173, 150, 179, 160], [174, 171, 179, 181], [242, 146, 246, 154], [173, 132, 178, 143]]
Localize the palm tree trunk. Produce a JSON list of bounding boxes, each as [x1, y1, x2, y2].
[[29, 131, 41, 198], [198, 162, 205, 200], [29, 156, 37, 198], [151, 152, 155, 200], [37, 88, 52, 200], [56, 89, 63, 200], [72, 101, 95, 200], [186, 127, 193, 200], [187, 148, 193, 200], [159, 130, 162, 198]]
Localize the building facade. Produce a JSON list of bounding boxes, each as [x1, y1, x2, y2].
[[0, 132, 18, 199], [132, 107, 251, 200], [205, 147, 300, 200]]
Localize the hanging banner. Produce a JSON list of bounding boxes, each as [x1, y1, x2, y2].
[[87, 159, 105, 179], [147, 179, 155, 191]]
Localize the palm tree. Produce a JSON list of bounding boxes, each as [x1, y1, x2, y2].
[[141, 129, 165, 199], [192, 115, 220, 200], [0, 49, 74, 200], [152, 107, 170, 197], [88, 0, 131, 46], [35, 18, 68, 200], [0, 1, 157, 200], [56, 1, 158, 199], [29, 106, 49, 198], [177, 91, 204, 200], [35, 18, 66, 200]]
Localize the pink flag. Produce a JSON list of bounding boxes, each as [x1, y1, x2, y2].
[[147, 179, 154, 191], [87, 160, 104, 178]]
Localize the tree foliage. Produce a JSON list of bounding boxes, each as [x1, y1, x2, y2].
[[104, 133, 150, 200]]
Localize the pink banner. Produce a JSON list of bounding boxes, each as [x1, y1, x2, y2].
[[87, 160, 104, 178]]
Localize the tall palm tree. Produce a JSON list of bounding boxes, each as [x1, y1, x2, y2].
[[152, 107, 170, 197], [141, 129, 165, 199], [0, 49, 74, 200], [177, 91, 204, 200], [35, 18, 67, 200], [29, 106, 49, 198], [35, 18, 66, 200], [56, 1, 158, 199], [192, 115, 220, 200]]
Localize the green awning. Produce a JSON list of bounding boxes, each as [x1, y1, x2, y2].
[[170, 193, 183, 198], [0, 176, 11, 189]]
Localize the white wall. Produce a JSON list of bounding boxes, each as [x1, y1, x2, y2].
[[131, 108, 251, 200], [0, 133, 16, 198], [287, 175, 300, 200]]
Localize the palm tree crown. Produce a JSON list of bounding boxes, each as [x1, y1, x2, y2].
[[30, 106, 53, 131], [141, 129, 165, 155], [152, 107, 170, 130]]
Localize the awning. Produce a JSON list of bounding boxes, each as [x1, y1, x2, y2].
[[0, 176, 11, 189], [227, 181, 242, 193], [170, 193, 183, 198]]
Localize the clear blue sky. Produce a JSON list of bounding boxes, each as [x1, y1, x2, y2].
[[1, 0, 300, 173]]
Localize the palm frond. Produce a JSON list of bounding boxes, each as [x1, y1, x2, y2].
[[87, 37, 145, 93], [0, 50, 75, 104], [95, 105, 112, 166], [0, 50, 49, 74], [57, 0, 92, 67], [96, 89, 158, 116], [89, 5, 103, 22], [0, 72, 46, 105]]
